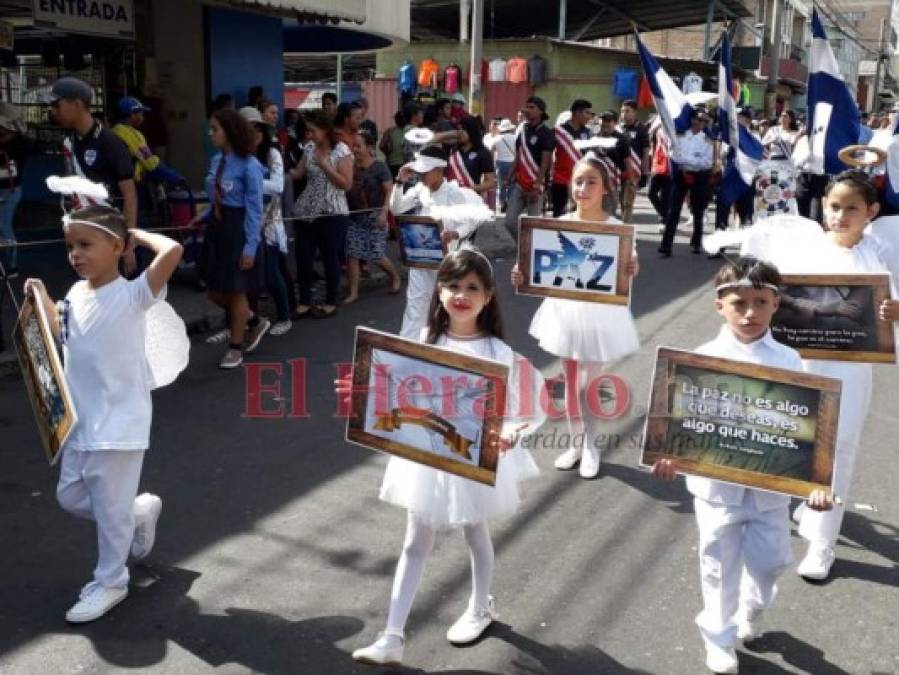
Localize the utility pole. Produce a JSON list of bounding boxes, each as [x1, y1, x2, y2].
[[559, 0, 567, 40], [873, 17, 885, 112], [469, 0, 484, 115], [764, 0, 784, 118]]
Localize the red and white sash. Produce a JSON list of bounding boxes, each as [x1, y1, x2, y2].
[[515, 125, 542, 191], [554, 125, 581, 166], [624, 147, 642, 181], [447, 150, 475, 189]]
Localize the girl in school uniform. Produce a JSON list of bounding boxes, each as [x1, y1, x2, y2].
[[25, 200, 183, 623], [512, 151, 640, 478], [336, 248, 545, 667]]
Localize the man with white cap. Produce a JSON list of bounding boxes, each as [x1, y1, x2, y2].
[[390, 146, 492, 339]]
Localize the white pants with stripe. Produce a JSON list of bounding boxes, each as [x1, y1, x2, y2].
[[694, 493, 792, 651], [400, 269, 437, 340], [57, 448, 145, 589]]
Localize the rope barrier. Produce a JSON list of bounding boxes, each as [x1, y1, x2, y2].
[[0, 207, 388, 250]]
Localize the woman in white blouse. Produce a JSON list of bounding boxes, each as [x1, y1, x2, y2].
[[762, 110, 800, 160]]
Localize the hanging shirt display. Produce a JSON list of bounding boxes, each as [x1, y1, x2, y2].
[[612, 68, 639, 99], [682, 72, 703, 94], [444, 64, 461, 94], [488, 58, 507, 82], [418, 58, 440, 89], [528, 54, 548, 86], [506, 57, 529, 84], [398, 61, 417, 94]]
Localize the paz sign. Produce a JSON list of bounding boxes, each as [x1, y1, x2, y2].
[[33, 0, 134, 39]]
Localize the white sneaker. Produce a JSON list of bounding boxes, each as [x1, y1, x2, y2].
[[736, 606, 764, 641], [705, 643, 739, 674], [131, 493, 162, 560], [579, 447, 601, 479], [447, 596, 496, 645], [65, 582, 128, 623], [269, 320, 292, 336], [554, 446, 582, 470], [797, 542, 835, 580], [352, 631, 404, 666]]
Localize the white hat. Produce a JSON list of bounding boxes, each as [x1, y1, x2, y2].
[[498, 118, 515, 133], [407, 152, 448, 173], [238, 105, 271, 127]]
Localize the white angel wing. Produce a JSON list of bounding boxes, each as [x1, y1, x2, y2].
[[46, 175, 109, 201], [145, 301, 190, 389], [867, 215, 899, 283], [740, 214, 834, 272]]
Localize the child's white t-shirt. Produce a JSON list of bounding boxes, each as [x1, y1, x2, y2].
[[63, 272, 165, 451]]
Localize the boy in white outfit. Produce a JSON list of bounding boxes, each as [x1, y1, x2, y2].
[[653, 257, 832, 674], [26, 202, 182, 623], [390, 146, 491, 339]]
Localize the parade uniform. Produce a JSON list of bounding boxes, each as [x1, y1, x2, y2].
[[62, 121, 134, 210], [504, 121, 555, 240], [689, 326, 801, 656], [551, 122, 590, 217], [389, 179, 490, 339], [617, 121, 649, 222], [661, 128, 715, 254]]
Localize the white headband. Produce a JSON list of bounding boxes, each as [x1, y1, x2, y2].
[[457, 244, 494, 275], [715, 279, 780, 294], [62, 213, 123, 240]]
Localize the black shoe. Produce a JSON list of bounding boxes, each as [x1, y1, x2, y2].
[[658, 247, 672, 258]]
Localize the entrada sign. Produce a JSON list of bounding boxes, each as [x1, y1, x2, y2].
[[33, 0, 134, 39]]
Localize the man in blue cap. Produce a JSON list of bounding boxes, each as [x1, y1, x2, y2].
[[113, 96, 183, 227], [49, 77, 139, 274]]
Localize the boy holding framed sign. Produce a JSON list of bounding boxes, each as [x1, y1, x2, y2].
[[648, 257, 833, 675]]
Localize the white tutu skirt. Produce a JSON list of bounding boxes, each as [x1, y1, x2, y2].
[[378, 447, 540, 529], [529, 297, 639, 362]]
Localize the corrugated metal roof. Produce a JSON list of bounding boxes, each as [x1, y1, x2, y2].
[[224, 0, 367, 23], [412, 0, 752, 41]]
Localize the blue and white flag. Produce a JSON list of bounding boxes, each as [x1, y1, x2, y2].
[[635, 32, 693, 155], [807, 9, 860, 175], [717, 31, 764, 207]]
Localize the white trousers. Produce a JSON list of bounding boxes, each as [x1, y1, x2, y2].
[[400, 269, 437, 340], [57, 448, 145, 589], [797, 361, 872, 547], [694, 494, 792, 651]]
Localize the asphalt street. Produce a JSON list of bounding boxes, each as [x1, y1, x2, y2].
[[1, 201, 897, 675]]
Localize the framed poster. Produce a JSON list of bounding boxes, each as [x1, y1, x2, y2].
[[395, 215, 447, 270], [346, 327, 509, 486], [640, 347, 841, 499], [516, 217, 634, 305], [772, 274, 896, 363], [13, 291, 77, 465]]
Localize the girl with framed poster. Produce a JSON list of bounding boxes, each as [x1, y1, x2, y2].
[[337, 249, 544, 667], [512, 151, 640, 478]]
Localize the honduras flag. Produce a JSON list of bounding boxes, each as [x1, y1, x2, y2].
[[635, 32, 693, 156], [807, 9, 860, 175], [717, 31, 763, 208]]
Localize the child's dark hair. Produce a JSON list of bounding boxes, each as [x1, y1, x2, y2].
[[426, 248, 503, 344], [67, 205, 128, 243], [824, 169, 879, 206], [714, 256, 781, 297]]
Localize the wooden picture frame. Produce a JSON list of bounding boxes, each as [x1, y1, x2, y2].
[[346, 327, 509, 486], [13, 290, 77, 465], [395, 215, 447, 270], [772, 274, 896, 363], [516, 217, 634, 306], [641, 347, 841, 499]]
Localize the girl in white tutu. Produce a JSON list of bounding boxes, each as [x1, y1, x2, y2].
[[337, 248, 544, 667], [512, 151, 639, 478]]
